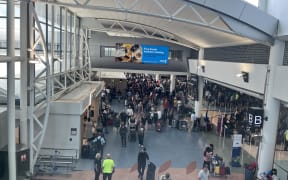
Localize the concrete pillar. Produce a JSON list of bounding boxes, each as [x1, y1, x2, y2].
[[170, 74, 176, 93], [7, 1, 17, 179], [195, 48, 204, 118], [155, 74, 160, 81], [195, 76, 204, 118], [257, 40, 284, 175], [20, 1, 28, 146]]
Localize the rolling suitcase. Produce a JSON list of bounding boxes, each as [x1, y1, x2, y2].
[[81, 145, 90, 159], [214, 166, 220, 175], [225, 167, 231, 175], [220, 166, 225, 175], [156, 121, 161, 132]]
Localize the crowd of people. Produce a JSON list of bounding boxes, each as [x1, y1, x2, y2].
[[89, 74, 270, 180]]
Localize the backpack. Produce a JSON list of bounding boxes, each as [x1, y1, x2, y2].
[[93, 137, 102, 150]]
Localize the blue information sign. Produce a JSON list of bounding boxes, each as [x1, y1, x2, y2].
[[141, 45, 169, 64]]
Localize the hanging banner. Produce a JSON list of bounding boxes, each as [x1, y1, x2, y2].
[[115, 43, 169, 64]]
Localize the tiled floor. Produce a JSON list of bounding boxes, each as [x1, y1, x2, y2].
[[34, 168, 244, 180], [33, 99, 260, 179]]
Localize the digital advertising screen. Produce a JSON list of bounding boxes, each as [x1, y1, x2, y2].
[[115, 43, 169, 64]]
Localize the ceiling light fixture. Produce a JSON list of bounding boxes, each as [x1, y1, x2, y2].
[[236, 71, 249, 82]]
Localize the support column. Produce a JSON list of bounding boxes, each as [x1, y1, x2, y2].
[[195, 48, 204, 118], [20, 1, 28, 146], [51, 5, 55, 97], [7, 1, 16, 179], [257, 40, 284, 175], [28, 2, 35, 174], [170, 74, 176, 93], [64, 8, 67, 88], [195, 76, 204, 118], [155, 74, 160, 81]]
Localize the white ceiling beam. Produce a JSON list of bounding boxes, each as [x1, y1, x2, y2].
[[172, 3, 187, 17], [116, 0, 126, 10], [153, 0, 170, 17], [189, 4, 208, 25], [138, 25, 149, 36], [33, 0, 273, 46], [35, 0, 234, 35], [117, 21, 127, 32], [209, 16, 220, 26], [83, 0, 91, 6], [73, 0, 80, 5], [127, 0, 139, 10]]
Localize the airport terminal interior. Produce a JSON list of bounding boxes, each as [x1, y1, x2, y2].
[[1, 0, 288, 180]]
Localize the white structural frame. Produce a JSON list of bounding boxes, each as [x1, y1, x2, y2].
[[28, 4, 51, 174], [34, 0, 274, 46], [23, 3, 91, 173], [85, 18, 199, 49]]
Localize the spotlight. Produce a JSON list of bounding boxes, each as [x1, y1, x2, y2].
[[199, 65, 205, 73], [236, 71, 249, 83]]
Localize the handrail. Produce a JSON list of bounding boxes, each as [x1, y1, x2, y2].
[[40, 147, 78, 159]]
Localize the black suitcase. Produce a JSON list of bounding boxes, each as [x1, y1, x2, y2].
[[81, 145, 90, 159], [146, 162, 156, 180], [225, 167, 231, 175], [89, 145, 98, 159], [129, 131, 137, 142]]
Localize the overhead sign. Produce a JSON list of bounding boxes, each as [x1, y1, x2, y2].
[[115, 43, 169, 64], [248, 107, 264, 128]]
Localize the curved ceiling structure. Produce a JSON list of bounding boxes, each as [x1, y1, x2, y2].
[[35, 0, 278, 49]]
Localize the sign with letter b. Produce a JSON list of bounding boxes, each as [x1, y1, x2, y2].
[[248, 107, 264, 128]]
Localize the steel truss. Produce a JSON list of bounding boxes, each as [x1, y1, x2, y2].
[[29, 4, 51, 174], [32, 0, 274, 46], [33, 0, 248, 46], [28, 5, 91, 174], [86, 18, 198, 49]]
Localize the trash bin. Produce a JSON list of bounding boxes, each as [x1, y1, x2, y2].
[[245, 168, 255, 180]]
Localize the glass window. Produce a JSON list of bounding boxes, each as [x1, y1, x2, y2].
[[55, 6, 61, 29], [0, 2, 6, 17], [35, 2, 46, 23], [15, 18, 20, 51], [14, 3, 20, 18], [54, 28, 61, 58], [0, 18, 7, 55], [101, 46, 116, 57], [168, 50, 182, 60]]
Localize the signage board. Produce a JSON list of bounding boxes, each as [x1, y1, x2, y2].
[[248, 107, 264, 128], [115, 43, 169, 64]]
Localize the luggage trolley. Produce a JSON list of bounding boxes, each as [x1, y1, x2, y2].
[[211, 154, 230, 177]]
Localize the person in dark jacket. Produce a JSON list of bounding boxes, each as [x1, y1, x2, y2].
[[119, 123, 128, 147], [94, 153, 102, 180], [138, 147, 149, 179]]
